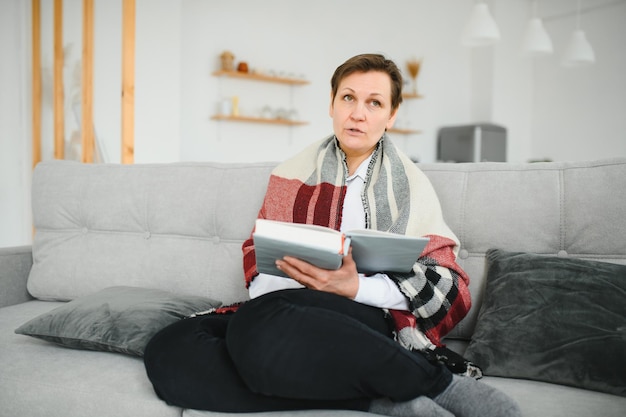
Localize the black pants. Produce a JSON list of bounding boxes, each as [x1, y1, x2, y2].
[[143, 289, 452, 412]]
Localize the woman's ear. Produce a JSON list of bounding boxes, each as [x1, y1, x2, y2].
[[328, 91, 334, 118], [386, 108, 399, 130]]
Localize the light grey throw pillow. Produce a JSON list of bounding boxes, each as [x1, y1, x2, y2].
[[15, 286, 221, 356]]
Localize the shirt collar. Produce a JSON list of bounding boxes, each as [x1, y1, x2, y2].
[[346, 153, 373, 182]]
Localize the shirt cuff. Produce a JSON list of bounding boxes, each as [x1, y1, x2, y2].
[[248, 272, 304, 299], [353, 273, 410, 310]]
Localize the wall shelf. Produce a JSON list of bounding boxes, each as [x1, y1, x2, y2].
[[392, 91, 424, 134], [212, 69, 308, 128], [212, 70, 309, 85], [211, 114, 308, 126], [402, 92, 423, 99], [388, 128, 422, 135]]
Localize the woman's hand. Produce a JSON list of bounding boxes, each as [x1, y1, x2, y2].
[[275, 248, 360, 299]]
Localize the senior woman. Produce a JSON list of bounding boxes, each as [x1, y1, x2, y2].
[[144, 53, 521, 417]]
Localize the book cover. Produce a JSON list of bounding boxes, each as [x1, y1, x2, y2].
[[253, 219, 428, 277]]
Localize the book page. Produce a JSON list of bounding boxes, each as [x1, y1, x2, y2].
[[255, 219, 345, 253], [348, 232, 429, 274]]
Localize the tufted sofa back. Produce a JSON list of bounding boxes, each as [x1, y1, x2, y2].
[[419, 159, 626, 340], [28, 161, 272, 306], [28, 159, 626, 341]]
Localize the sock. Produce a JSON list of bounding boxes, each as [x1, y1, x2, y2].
[[369, 396, 454, 417], [433, 374, 522, 417]]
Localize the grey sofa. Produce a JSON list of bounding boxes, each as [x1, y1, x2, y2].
[[1, 158, 625, 417]]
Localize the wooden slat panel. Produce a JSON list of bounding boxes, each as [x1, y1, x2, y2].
[[121, 0, 135, 164], [32, 0, 42, 168], [81, 0, 94, 163], [53, 0, 64, 160]]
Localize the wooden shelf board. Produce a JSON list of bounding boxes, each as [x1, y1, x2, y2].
[[212, 70, 309, 85], [211, 114, 308, 126], [388, 128, 422, 135], [402, 92, 423, 99]]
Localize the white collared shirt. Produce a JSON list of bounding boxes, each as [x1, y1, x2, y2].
[[249, 156, 410, 311]]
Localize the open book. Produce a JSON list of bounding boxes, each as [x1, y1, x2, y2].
[[253, 219, 429, 278]]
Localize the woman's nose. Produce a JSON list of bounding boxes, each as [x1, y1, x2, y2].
[[350, 103, 366, 121]]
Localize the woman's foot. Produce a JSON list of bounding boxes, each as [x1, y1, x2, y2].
[[433, 375, 522, 417], [369, 395, 454, 417]]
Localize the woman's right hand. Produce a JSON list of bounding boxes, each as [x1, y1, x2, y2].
[[276, 247, 360, 299]]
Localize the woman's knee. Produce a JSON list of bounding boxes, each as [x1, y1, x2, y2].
[[143, 315, 236, 408]]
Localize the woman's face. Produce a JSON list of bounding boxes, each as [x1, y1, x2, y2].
[[329, 70, 398, 159]]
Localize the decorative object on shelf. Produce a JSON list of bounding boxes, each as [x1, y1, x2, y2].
[[218, 98, 232, 116], [237, 61, 249, 73], [255, 106, 299, 122], [231, 96, 239, 116], [274, 108, 288, 120], [462, 1, 500, 47], [406, 58, 422, 96], [562, 0, 595, 67], [287, 108, 299, 122], [523, 1, 553, 55], [260, 105, 273, 119], [220, 50, 235, 71]]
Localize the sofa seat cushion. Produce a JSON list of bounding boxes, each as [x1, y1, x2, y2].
[[184, 409, 374, 417], [3, 302, 626, 417], [14, 286, 220, 356], [1, 300, 181, 417], [465, 249, 626, 396], [481, 376, 626, 417]]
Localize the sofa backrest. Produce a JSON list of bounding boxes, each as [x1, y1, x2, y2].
[[28, 161, 274, 306], [28, 158, 626, 340], [419, 159, 626, 340]]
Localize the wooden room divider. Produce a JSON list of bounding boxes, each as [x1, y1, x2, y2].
[[31, 0, 135, 167]]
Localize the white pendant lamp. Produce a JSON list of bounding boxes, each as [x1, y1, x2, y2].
[[523, 18, 553, 55], [523, 2, 553, 55], [562, 0, 595, 66], [562, 30, 595, 66], [462, 2, 501, 47]]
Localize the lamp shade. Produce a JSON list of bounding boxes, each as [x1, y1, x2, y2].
[[523, 18, 553, 55], [462, 3, 501, 47], [562, 29, 595, 66]]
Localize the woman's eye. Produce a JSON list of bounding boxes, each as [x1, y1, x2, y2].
[[343, 94, 354, 102], [371, 100, 381, 107]]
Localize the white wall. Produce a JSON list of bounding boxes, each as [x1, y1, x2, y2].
[[178, 0, 473, 164], [1, 0, 625, 247], [531, 0, 626, 161], [491, 0, 534, 161], [135, 0, 182, 163], [1, 0, 32, 247]]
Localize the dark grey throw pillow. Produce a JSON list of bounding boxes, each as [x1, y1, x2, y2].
[[465, 249, 626, 397], [15, 286, 221, 356]]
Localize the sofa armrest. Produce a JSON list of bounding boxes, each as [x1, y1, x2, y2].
[[0, 245, 34, 308]]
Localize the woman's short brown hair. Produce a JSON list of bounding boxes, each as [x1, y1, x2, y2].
[[330, 53, 404, 111]]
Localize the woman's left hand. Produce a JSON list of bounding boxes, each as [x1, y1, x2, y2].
[[275, 248, 360, 299]]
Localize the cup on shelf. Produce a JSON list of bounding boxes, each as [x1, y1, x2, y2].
[[287, 109, 299, 121], [260, 105, 273, 119], [237, 62, 249, 73], [219, 99, 232, 116], [274, 108, 288, 120]]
